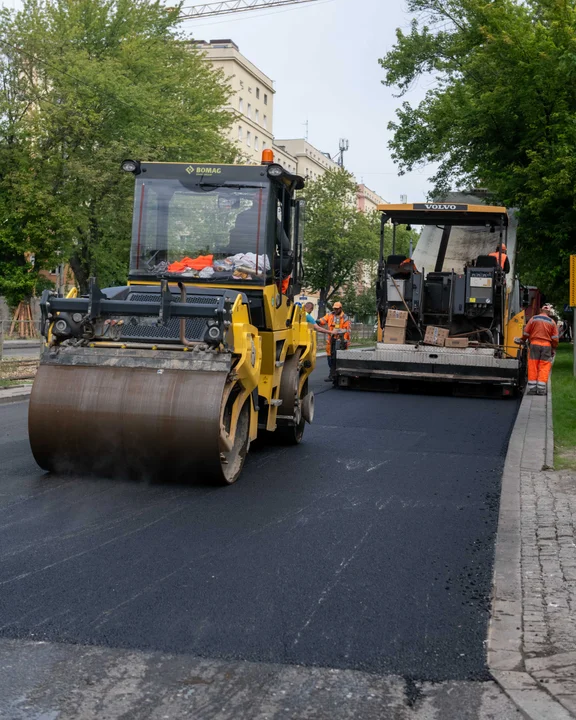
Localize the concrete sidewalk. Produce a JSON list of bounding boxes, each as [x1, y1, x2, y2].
[[0, 384, 33, 404], [489, 385, 576, 719]]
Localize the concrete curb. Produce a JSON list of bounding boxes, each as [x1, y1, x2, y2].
[[488, 382, 573, 720], [0, 385, 32, 405], [545, 383, 554, 470], [3, 339, 42, 348]]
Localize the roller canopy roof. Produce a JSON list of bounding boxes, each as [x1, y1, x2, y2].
[[377, 202, 508, 227], [138, 162, 305, 190]]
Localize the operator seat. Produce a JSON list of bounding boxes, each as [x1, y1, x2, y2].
[[475, 255, 498, 268], [226, 206, 259, 255]]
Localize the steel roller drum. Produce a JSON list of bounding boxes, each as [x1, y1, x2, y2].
[[28, 364, 240, 482]]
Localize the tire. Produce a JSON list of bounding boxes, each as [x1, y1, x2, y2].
[[515, 346, 528, 397], [275, 375, 309, 445], [275, 413, 306, 445], [217, 399, 250, 485]]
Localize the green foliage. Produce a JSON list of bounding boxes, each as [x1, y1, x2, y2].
[[302, 169, 381, 314], [552, 344, 576, 469], [379, 0, 576, 304], [383, 222, 419, 260], [335, 284, 377, 322], [0, 0, 235, 295]]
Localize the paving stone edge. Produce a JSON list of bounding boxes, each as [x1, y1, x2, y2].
[[488, 381, 574, 720], [0, 384, 32, 404]]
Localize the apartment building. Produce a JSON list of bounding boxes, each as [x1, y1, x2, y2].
[[195, 39, 275, 164], [274, 138, 338, 181], [357, 183, 387, 212], [197, 40, 342, 181], [272, 143, 298, 175]]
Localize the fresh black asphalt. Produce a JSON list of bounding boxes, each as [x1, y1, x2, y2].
[[0, 369, 518, 682]]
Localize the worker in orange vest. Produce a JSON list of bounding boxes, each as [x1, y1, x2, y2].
[[488, 243, 510, 272], [522, 304, 558, 395], [317, 302, 351, 381], [398, 257, 419, 273]]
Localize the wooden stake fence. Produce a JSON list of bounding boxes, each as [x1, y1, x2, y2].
[[8, 301, 39, 338]]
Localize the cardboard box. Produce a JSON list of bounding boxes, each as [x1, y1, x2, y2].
[[445, 337, 469, 349], [383, 326, 406, 345], [423, 326, 449, 347], [386, 309, 408, 327]]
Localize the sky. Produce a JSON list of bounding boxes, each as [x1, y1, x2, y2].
[[1, 0, 437, 202], [178, 0, 435, 202]]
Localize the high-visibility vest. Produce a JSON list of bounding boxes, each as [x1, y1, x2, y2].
[[488, 251, 508, 269]]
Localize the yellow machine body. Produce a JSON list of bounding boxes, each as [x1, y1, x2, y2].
[[29, 160, 316, 484]]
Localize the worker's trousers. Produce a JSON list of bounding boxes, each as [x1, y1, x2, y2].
[[326, 346, 335, 376], [527, 343, 552, 392]]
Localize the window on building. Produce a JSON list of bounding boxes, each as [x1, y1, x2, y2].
[[255, 136, 259, 150], [255, 109, 259, 124], [247, 103, 252, 119], [248, 86, 252, 93], [256, 87, 260, 99], [263, 114, 267, 129], [264, 93, 268, 105], [262, 141, 266, 149], [239, 97, 244, 112], [238, 126, 243, 141], [246, 131, 251, 147]]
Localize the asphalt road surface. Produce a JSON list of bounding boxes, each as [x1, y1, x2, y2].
[[0, 367, 519, 703]]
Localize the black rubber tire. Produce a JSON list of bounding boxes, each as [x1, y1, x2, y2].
[[217, 399, 250, 485], [514, 346, 528, 398], [274, 377, 309, 445], [275, 413, 306, 445]]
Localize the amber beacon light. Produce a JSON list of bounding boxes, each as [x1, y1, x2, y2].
[[261, 148, 274, 164]]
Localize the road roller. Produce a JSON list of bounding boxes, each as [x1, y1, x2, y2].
[[28, 154, 316, 484]]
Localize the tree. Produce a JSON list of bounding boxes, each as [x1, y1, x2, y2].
[[0, 0, 236, 296], [379, 0, 576, 303], [336, 284, 378, 323], [302, 169, 381, 315], [382, 222, 419, 261]]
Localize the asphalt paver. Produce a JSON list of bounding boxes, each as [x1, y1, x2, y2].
[[0, 370, 518, 684]]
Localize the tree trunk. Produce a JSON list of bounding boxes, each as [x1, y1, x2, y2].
[[69, 222, 93, 294], [69, 252, 89, 294], [318, 287, 328, 317]]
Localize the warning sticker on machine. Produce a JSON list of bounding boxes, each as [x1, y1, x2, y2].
[[470, 277, 492, 287]]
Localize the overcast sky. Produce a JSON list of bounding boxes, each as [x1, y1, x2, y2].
[[181, 0, 434, 202], [2, 0, 436, 201]]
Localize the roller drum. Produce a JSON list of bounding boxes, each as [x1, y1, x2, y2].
[[28, 364, 246, 483]]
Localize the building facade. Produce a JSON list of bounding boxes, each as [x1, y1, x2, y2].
[[197, 40, 344, 181], [357, 183, 387, 212], [271, 143, 298, 175], [273, 138, 339, 180], [195, 39, 275, 164], [197, 39, 386, 315]]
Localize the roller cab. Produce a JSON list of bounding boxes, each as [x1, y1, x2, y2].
[[29, 158, 316, 484]]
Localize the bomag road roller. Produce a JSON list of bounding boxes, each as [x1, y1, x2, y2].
[[334, 193, 528, 397], [28, 154, 316, 484]]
